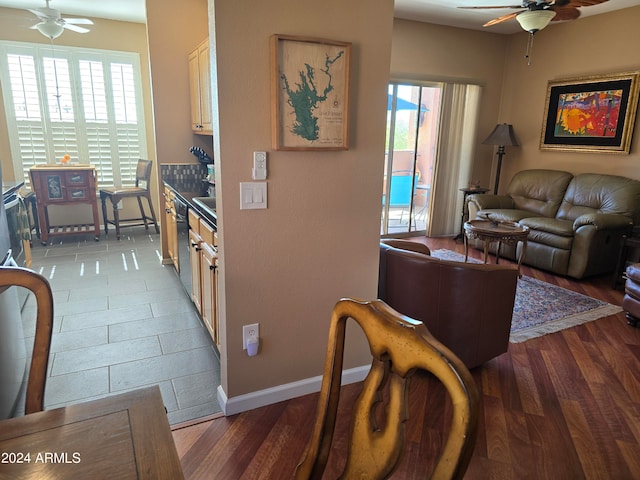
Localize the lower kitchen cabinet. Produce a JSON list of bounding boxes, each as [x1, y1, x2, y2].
[[200, 241, 219, 348], [188, 210, 202, 314], [163, 187, 179, 272], [188, 208, 219, 347]]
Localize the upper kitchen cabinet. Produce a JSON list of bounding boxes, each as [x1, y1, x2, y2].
[[188, 39, 213, 136]]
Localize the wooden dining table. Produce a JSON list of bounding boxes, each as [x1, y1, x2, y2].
[[0, 386, 184, 479]]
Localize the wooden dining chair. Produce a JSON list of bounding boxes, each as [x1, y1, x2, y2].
[[296, 298, 479, 480], [0, 267, 54, 414], [99, 159, 160, 240]]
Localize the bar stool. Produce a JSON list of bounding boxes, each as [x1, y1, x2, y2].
[[99, 159, 159, 240]]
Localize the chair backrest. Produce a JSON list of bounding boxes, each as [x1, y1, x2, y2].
[[378, 241, 518, 368], [295, 298, 479, 480], [135, 159, 153, 189], [389, 171, 418, 208], [0, 267, 54, 414]]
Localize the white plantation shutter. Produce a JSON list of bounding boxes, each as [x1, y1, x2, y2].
[[0, 42, 147, 188], [111, 63, 138, 124], [86, 126, 114, 186], [8, 54, 41, 120], [79, 60, 108, 123], [16, 124, 46, 172], [43, 57, 74, 122]]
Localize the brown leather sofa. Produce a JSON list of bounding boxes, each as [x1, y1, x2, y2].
[[467, 169, 640, 279], [378, 240, 519, 368], [623, 263, 640, 327]]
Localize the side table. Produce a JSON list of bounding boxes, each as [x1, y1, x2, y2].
[[454, 187, 489, 241], [612, 227, 640, 289]]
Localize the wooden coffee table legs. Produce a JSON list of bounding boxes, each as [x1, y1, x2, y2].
[[464, 235, 527, 276]]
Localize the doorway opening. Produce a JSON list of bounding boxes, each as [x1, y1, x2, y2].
[[381, 83, 442, 236]]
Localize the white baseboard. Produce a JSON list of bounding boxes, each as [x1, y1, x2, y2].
[[217, 365, 370, 416]]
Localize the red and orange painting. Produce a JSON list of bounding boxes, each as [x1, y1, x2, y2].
[[554, 89, 622, 137]]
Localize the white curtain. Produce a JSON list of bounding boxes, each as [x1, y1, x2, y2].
[[428, 83, 482, 236]]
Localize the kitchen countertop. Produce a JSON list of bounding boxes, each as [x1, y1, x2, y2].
[[163, 176, 217, 229], [2, 181, 25, 199]]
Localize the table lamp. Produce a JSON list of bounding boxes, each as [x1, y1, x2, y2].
[[482, 123, 519, 194]]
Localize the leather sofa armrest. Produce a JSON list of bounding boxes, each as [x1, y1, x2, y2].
[[467, 194, 515, 221], [573, 213, 633, 231], [627, 263, 640, 283], [467, 194, 514, 212]]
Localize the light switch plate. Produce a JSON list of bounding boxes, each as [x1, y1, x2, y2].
[[240, 182, 267, 209]]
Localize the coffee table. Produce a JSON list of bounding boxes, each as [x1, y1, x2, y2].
[[463, 219, 530, 274]]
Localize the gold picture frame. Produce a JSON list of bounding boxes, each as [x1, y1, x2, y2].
[[540, 71, 640, 154], [271, 35, 351, 151]]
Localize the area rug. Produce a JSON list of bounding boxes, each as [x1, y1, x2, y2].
[[430, 249, 623, 343]]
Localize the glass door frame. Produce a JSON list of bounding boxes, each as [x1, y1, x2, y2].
[[382, 82, 441, 237]]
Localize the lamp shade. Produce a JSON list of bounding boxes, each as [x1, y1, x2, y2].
[[516, 9, 556, 33], [36, 20, 64, 40], [482, 123, 519, 147]]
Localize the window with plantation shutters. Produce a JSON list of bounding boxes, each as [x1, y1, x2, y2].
[[0, 41, 147, 188]]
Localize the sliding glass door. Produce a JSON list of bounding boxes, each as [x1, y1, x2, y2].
[[382, 83, 442, 236]]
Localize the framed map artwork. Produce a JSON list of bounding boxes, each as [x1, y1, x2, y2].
[[540, 71, 640, 154], [271, 35, 351, 150]]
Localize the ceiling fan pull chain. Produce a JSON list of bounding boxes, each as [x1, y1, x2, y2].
[[525, 32, 535, 66]]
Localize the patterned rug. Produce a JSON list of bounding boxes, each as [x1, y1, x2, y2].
[[431, 249, 623, 343]]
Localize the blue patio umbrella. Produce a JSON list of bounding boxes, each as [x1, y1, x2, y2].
[[387, 94, 429, 112]]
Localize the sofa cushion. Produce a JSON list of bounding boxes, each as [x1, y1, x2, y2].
[[519, 217, 574, 236], [519, 217, 574, 249], [557, 173, 640, 222], [505, 169, 573, 218]]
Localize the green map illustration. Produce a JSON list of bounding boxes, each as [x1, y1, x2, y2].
[[280, 50, 344, 142]]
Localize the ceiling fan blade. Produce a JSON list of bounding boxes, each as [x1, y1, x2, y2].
[[551, 5, 581, 20], [458, 5, 523, 9], [483, 11, 521, 27], [64, 18, 94, 25], [62, 23, 90, 34], [567, 0, 609, 6], [27, 8, 49, 20]]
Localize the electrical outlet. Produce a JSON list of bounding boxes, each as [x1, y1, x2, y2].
[[242, 323, 259, 350]]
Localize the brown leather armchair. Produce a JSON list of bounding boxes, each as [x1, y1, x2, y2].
[[623, 263, 640, 327], [379, 240, 519, 368]]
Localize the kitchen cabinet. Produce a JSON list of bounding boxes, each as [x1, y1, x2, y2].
[[188, 209, 202, 313], [187, 208, 219, 347], [199, 219, 219, 347], [29, 165, 100, 244], [163, 186, 179, 272], [188, 39, 213, 135]]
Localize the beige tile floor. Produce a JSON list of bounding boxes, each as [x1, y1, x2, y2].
[[21, 227, 221, 425]]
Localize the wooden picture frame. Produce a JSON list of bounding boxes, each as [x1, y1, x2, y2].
[[540, 71, 640, 154], [271, 35, 351, 151]]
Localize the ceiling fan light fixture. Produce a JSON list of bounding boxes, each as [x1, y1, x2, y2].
[[516, 9, 556, 33], [36, 20, 64, 40]]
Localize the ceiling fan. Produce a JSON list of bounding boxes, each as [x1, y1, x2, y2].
[[460, 0, 608, 64], [460, 0, 609, 32], [28, 0, 94, 40]]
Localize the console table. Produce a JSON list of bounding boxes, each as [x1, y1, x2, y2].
[[0, 386, 184, 479], [29, 165, 100, 244]]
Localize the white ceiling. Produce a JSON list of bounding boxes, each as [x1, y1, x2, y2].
[[0, 0, 639, 34]]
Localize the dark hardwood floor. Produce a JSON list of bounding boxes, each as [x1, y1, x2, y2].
[[172, 237, 640, 479]]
